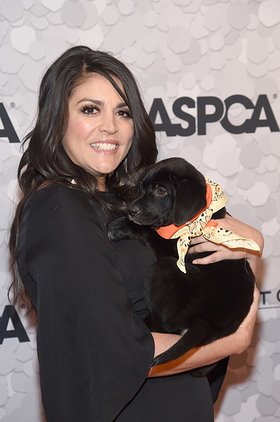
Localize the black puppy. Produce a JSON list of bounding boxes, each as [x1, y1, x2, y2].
[[108, 157, 259, 367]]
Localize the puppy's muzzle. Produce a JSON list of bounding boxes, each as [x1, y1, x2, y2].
[[128, 205, 142, 224]]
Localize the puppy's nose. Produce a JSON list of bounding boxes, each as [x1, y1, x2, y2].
[[128, 205, 141, 217]]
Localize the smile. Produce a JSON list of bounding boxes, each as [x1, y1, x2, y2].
[[90, 142, 118, 151]]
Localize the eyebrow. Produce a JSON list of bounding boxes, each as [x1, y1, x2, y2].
[[77, 98, 128, 108]]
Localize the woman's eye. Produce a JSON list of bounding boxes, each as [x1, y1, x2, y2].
[[117, 109, 132, 118], [81, 105, 98, 115]]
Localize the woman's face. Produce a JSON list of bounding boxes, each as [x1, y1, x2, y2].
[[62, 73, 134, 188]]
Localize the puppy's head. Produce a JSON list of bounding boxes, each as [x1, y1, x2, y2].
[[128, 157, 207, 228]]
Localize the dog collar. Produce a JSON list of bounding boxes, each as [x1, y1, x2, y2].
[[156, 178, 260, 273], [156, 182, 213, 239]]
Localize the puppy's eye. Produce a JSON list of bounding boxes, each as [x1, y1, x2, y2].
[[154, 185, 168, 196]]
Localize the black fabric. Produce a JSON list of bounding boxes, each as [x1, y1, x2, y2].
[[16, 184, 214, 422], [116, 373, 213, 421], [207, 357, 229, 403]]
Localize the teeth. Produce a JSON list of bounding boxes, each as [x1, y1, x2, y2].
[[90, 143, 118, 151]]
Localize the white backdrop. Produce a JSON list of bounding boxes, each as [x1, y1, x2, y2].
[[0, 0, 280, 421]]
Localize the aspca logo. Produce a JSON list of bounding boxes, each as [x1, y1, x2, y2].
[[0, 103, 20, 143], [1, 95, 279, 143], [0, 305, 29, 344], [149, 94, 279, 136]]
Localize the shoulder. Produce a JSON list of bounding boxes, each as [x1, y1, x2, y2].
[[28, 184, 91, 208], [23, 184, 104, 229]]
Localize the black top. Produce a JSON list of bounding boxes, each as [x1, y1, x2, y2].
[[16, 185, 214, 422]]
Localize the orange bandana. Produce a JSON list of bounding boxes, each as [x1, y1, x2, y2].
[[156, 178, 260, 273]]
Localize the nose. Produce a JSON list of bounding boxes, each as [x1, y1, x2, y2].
[[98, 111, 118, 134], [128, 204, 141, 218]]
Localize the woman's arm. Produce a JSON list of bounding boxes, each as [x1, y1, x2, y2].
[[149, 216, 263, 377], [21, 187, 154, 420], [188, 215, 264, 277], [149, 284, 259, 377]]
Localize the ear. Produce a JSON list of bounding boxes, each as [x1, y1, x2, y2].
[[171, 175, 207, 225]]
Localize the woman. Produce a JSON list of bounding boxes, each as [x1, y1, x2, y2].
[[9, 46, 262, 422]]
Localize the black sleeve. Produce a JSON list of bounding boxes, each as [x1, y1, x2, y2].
[[17, 186, 154, 422]]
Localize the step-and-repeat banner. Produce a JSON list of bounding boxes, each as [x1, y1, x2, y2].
[[1, 1, 279, 421]]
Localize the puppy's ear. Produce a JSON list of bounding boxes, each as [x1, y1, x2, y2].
[[171, 175, 207, 226]]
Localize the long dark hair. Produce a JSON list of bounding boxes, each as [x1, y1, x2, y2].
[[9, 45, 157, 307]]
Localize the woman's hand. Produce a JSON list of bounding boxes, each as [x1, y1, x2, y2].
[[188, 215, 264, 277], [149, 215, 263, 378]]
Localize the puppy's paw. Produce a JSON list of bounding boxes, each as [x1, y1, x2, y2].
[[108, 217, 140, 241]]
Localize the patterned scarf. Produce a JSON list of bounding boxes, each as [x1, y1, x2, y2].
[[156, 178, 260, 273]]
